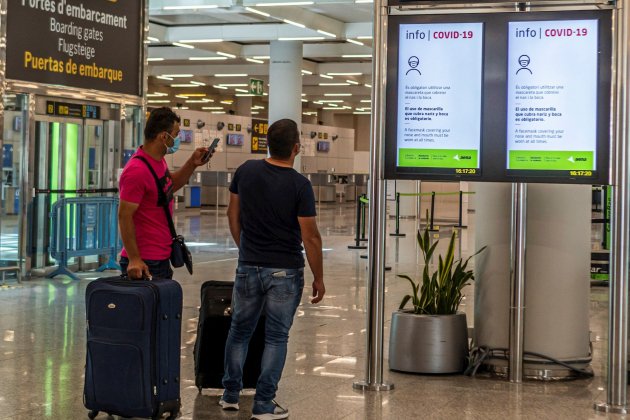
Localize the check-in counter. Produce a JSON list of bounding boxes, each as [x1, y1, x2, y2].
[[200, 171, 232, 207], [308, 173, 336, 203]]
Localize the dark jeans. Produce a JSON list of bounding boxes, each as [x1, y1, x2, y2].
[[119, 256, 173, 280], [222, 264, 304, 403]]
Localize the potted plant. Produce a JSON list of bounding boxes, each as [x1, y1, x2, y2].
[[389, 224, 486, 374]]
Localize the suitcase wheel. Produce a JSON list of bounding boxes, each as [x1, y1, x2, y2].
[[87, 410, 99, 419], [197, 386, 202, 393]]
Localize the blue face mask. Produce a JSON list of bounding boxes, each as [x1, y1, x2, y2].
[[165, 133, 181, 154]]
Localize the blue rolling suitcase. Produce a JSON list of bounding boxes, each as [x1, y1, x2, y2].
[[84, 276, 182, 420]]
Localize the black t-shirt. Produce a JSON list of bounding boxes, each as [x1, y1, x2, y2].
[[229, 159, 317, 269]]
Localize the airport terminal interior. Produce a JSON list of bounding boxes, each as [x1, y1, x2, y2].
[[1, 0, 630, 418]]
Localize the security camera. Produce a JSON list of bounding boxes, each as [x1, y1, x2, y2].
[[217, 121, 225, 130], [310, 131, 317, 139], [196, 119, 206, 129], [246, 125, 252, 134], [332, 135, 339, 141]]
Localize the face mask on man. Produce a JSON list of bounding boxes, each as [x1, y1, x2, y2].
[[164, 132, 181, 154]]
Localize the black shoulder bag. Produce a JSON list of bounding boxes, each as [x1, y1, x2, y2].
[[134, 156, 193, 274]]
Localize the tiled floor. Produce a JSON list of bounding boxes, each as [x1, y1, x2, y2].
[[0, 202, 622, 419]]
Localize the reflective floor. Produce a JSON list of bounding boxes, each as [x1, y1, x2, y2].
[[0, 202, 620, 419]]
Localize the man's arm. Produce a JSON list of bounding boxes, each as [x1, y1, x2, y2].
[[298, 216, 325, 303], [118, 200, 151, 279], [170, 147, 213, 192], [227, 192, 241, 247]]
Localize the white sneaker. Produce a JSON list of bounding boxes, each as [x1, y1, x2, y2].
[[250, 400, 289, 420], [219, 397, 240, 411]]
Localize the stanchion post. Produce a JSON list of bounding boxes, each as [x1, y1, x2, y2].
[[509, 183, 526, 383], [390, 193, 406, 237], [428, 191, 437, 232], [360, 195, 368, 241], [348, 194, 367, 250], [595, 2, 628, 413], [455, 191, 467, 229], [353, 0, 393, 392]]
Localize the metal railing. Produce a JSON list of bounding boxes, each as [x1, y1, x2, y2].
[[48, 197, 121, 281]]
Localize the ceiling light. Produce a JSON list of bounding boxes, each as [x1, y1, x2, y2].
[[328, 72, 362, 76], [189, 57, 228, 61], [212, 111, 226, 114], [163, 5, 218, 10], [235, 88, 249, 93], [323, 99, 344, 102], [323, 107, 342, 110], [364, 83, 372, 88], [170, 84, 199, 87], [172, 42, 194, 49], [283, 19, 305, 28], [215, 73, 248, 77], [313, 101, 323, 104], [255, 1, 314, 6], [354, 111, 371, 114], [147, 58, 165, 62], [325, 93, 352, 96], [213, 85, 228, 90], [202, 106, 224, 110], [218, 83, 248, 87], [355, 0, 373, 3], [221, 100, 234, 104], [319, 83, 350, 86], [360, 99, 371, 103], [278, 37, 325, 41], [179, 39, 223, 43], [327, 103, 339, 107], [347, 39, 364, 46], [254, 56, 270, 59], [347, 80, 359, 85], [302, 99, 308, 102], [186, 99, 213, 103], [263, 92, 268, 96], [246, 58, 265, 64], [148, 100, 170, 104], [161, 74, 194, 78], [357, 35, 373, 40], [317, 30, 336, 38], [175, 94, 189, 98], [301, 93, 306, 96], [147, 37, 160, 42], [342, 54, 372, 58], [147, 92, 168, 97], [301, 69, 313, 75], [184, 93, 208, 97], [217, 51, 237, 58], [252, 111, 260, 115], [156, 76, 174, 81], [245, 7, 271, 17], [236, 94, 256, 97], [319, 74, 333, 79], [190, 81, 206, 86]]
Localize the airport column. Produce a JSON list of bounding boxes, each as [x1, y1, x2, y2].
[[269, 41, 302, 169]]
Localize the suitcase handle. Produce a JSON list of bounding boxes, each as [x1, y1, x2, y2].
[[120, 274, 153, 281]]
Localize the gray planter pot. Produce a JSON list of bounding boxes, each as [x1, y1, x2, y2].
[[389, 311, 468, 374]]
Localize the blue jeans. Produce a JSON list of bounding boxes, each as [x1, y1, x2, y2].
[[222, 264, 304, 403], [119, 257, 173, 280]]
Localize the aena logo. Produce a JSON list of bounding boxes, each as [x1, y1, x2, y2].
[[575, 157, 587, 162], [460, 155, 472, 160]]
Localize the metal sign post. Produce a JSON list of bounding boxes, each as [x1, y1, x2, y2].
[[509, 182, 527, 383], [353, 0, 393, 392], [594, 1, 629, 414]]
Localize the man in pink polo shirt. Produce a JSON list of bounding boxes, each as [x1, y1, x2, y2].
[[118, 107, 212, 279]]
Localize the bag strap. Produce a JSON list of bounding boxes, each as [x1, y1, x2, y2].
[[133, 155, 178, 239]]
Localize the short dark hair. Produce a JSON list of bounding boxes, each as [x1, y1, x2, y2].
[[267, 119, 299, 159], [144, 107, 181, 140]]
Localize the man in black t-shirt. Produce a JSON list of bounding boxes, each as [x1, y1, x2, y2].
[[220, 119, 325, 420]]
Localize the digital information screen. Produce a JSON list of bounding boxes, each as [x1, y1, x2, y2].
[[507, 19, 599, 178], [396, 22, 483, 176]]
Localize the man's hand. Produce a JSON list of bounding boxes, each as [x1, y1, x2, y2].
[[310, 279, 325, 304], [190, 147, 214, 167], [127, 257, 151, 280]]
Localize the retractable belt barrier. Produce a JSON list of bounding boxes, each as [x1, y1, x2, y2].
[[48, 196, 121, 281], [348, 194, 369, 249]]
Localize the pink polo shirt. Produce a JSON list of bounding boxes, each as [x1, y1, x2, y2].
[[120, 146, 174, 261]]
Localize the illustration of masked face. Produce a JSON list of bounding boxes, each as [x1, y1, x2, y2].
[[408, 56, 419, 68], [518, 55, 530, 68]]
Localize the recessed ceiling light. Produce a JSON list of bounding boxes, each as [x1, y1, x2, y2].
[[317, 30, 336, 38], [156, 76, 174, 81], [328, 72, 362, 76], [218, 83, 248, 87], [324, 93, 352, 96], [213, 85, 228, 90], [184, 93, 208, 97], [353, 111, 371, 114], [235, 88, 249, 93], [147, 37, 160, 42], [319, 74, 333, 79], [216, 51, 237, 58], [147, 92, 168, 97], [323, 107, 342, 110], [170, 84, 198, 87], [161, 74, 194, 78], [246, 58, 265, 64], [364, 83, 372, 88], [347, 39, 364, 46], [220, 100, 233, 104], [357, 35, 373, 40], [147, 58, 165, 62], [347, 80, 359, 85], [319, 83, 350, 86], [360, 99, 371, 103], [190, 81, 206, 86], [189, 57, 228, 61], [163, 5, 218, 9], [212, 111, 226, 114], [175, 94, 189, 99], [354, 0, 373, 3], [172, 42, 194, 49], [301, 99, 308, 102], [278, 37, 325, 41], [186, 99, 213, 103], [255, 1, 314, 6], [215, 74, 248, 77], [283, 19, 305, 28], [342, 54, 372, 58], [202, 107, 224, 110], [147, 100, 170, 104], [254, 56, 271, 60], [179, 39, 223, 43], [236, 94, 256, 97], [244, 7, 271, 17], [301, 69, 313, 75], [323, 99, 344, 103]]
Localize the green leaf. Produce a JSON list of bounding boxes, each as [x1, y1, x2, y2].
[[399, 294, 412, 310]]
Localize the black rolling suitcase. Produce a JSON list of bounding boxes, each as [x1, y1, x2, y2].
[[193, 280, 265, 391], [84, 276, 182, 420]]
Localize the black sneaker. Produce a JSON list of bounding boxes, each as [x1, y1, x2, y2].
[[250, 400, 289, 420]]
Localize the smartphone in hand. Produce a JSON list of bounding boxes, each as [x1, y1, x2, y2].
[[202, 138, 220, 163]]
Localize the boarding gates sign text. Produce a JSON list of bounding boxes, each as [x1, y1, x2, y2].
[[6, 0, 143, 96]]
